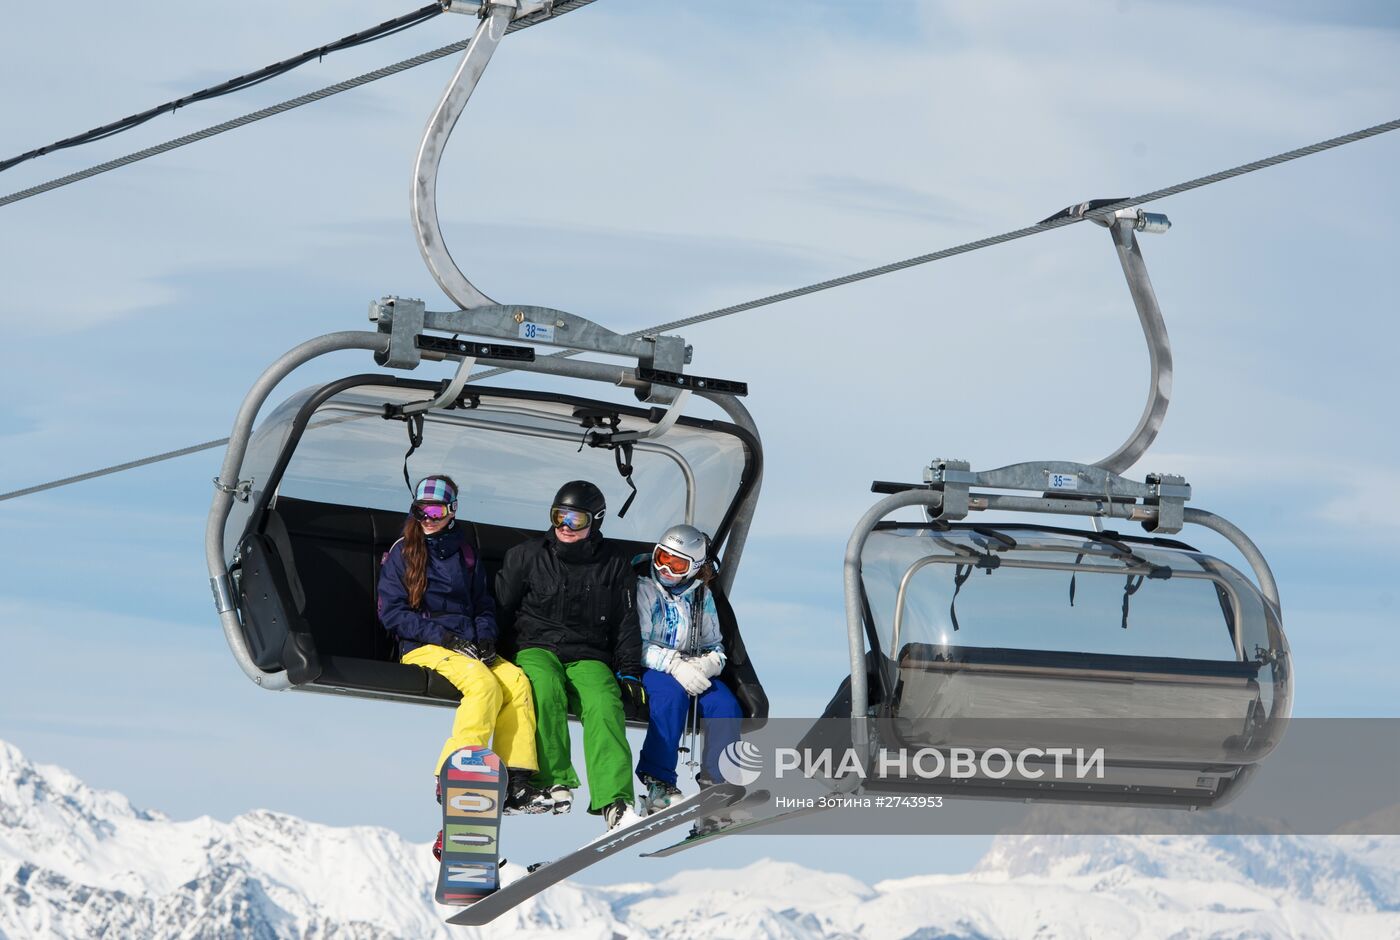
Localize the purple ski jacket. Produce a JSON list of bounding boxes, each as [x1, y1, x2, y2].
[[377, 521, 496, 657]]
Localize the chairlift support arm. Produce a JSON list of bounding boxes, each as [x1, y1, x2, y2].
[[406, 3, 707, 405], [1089, 206, 1173, 474], [1043, 202, 1173, 473]]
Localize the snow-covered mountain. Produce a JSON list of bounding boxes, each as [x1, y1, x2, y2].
[[2, 738, 1397, 939]]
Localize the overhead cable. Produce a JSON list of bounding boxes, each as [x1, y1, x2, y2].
[[0, 0, 597, 208], [2, 115, 1396, 502], [0, 440, 232, 503], [473, 115, 1400, 379], [0, 4, 445, 175]]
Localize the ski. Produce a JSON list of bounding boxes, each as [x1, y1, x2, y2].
[[445, 782, 744, 926], [639, 795, 832, 858]]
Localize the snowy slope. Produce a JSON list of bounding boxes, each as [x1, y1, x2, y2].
[[2, 739, 1398, 939]]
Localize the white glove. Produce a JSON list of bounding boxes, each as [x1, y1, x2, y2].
[[669, 657, 711, 696], [695, 650, 725, 679]]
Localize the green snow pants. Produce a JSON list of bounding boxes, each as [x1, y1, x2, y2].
[[516, 647, 635, 813]]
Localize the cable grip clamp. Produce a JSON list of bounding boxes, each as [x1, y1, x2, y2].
[[213, 476, 253, 502]]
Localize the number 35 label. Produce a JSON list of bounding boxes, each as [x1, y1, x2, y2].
[[1047, 473, 1079, 490]]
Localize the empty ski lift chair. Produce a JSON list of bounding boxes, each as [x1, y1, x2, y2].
[[828, 206, 1291, 809]]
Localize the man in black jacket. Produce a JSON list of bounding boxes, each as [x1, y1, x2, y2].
[[496, 480, 647, 830]]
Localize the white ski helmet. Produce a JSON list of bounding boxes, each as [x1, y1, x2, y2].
[[652, 524, 710, 589]]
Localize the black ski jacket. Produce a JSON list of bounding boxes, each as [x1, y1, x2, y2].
[[495, 529, 643, 676]]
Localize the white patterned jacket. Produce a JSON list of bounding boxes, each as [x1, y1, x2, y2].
[[635, 575, 726, 673]]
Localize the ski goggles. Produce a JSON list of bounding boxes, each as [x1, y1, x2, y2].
[[653, 545, 699, 578], [550, 506, 594, 531], [411, 501, 454, 522]]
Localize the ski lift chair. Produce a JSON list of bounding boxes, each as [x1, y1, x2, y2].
[[816, 205, 1291, 809], [838, 503, 1290, 808], [212, 365, 768, 728], [204, 0, 770, 729]]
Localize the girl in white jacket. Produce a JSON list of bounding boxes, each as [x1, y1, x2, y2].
[[634, 524, 743, 812]]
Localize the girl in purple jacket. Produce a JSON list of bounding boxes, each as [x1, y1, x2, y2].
[[378, 475, 551, 843]]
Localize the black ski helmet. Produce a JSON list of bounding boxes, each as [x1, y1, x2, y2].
[[552, 480, 606, 527]]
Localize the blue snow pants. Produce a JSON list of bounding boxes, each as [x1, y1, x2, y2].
[[636, 667, 743, 786]]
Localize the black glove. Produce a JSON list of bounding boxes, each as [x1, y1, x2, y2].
[[474, 638, 498, 665], [616, 673, 647, 710], [445, 635, 498, 665]]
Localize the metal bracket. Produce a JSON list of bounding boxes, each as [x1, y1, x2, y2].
[[1143, 472, 1188, 533], [610, 390, 692, 443], [209, 573, 236, 614], [923, 458, 972, 521], [398, 354, 477, 418], [212, 476, 252, 503], [918, 458, 1191, 534], [370, 296, 426, 369]]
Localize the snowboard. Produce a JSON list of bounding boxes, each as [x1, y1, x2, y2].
[[435, 745, 506, 906], [446, 782, 745, 925]]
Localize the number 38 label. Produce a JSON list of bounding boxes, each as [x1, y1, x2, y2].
[[519, 321, 555, 342]]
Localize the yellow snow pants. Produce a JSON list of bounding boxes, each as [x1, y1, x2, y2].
[[401, 644, 539, 776]]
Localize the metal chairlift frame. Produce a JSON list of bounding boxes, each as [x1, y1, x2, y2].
[[840, 207, 1288, 779], [205, 0, 762, 693]]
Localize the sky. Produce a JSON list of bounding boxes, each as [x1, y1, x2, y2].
[[2, 0, 1399, 886]]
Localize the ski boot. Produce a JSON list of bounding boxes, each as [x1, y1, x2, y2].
[[602, 798, 644, 832], [638, 773, 682, 815], [547, 785, 573, 815], [504, 768, 553, 815]]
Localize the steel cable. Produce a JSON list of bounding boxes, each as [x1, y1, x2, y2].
[[2, 111, 1396, 501], [0, 0, 597, 208]]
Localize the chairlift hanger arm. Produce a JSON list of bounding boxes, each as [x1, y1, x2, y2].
[[413, 1, 555, 310], [1089, 207, 1173, 475], [405, 3, 721, 406]]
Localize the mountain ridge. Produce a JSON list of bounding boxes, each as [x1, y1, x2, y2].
[[2, 738, 1397, 939]]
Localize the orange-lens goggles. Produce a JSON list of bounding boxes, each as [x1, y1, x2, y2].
[[653, 545, 697, 578]]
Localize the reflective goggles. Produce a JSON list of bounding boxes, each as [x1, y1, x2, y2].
[[653, 545, 698, 578], [411, 501, 454, 522], [550, 506, 593, 531]]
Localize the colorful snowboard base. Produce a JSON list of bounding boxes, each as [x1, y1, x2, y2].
[[435, 745, 506, 905]]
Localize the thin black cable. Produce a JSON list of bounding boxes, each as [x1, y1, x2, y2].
[[2, 114, 1396, 502], [0, 0, 597, 206], [0, 4, 444, 175]]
